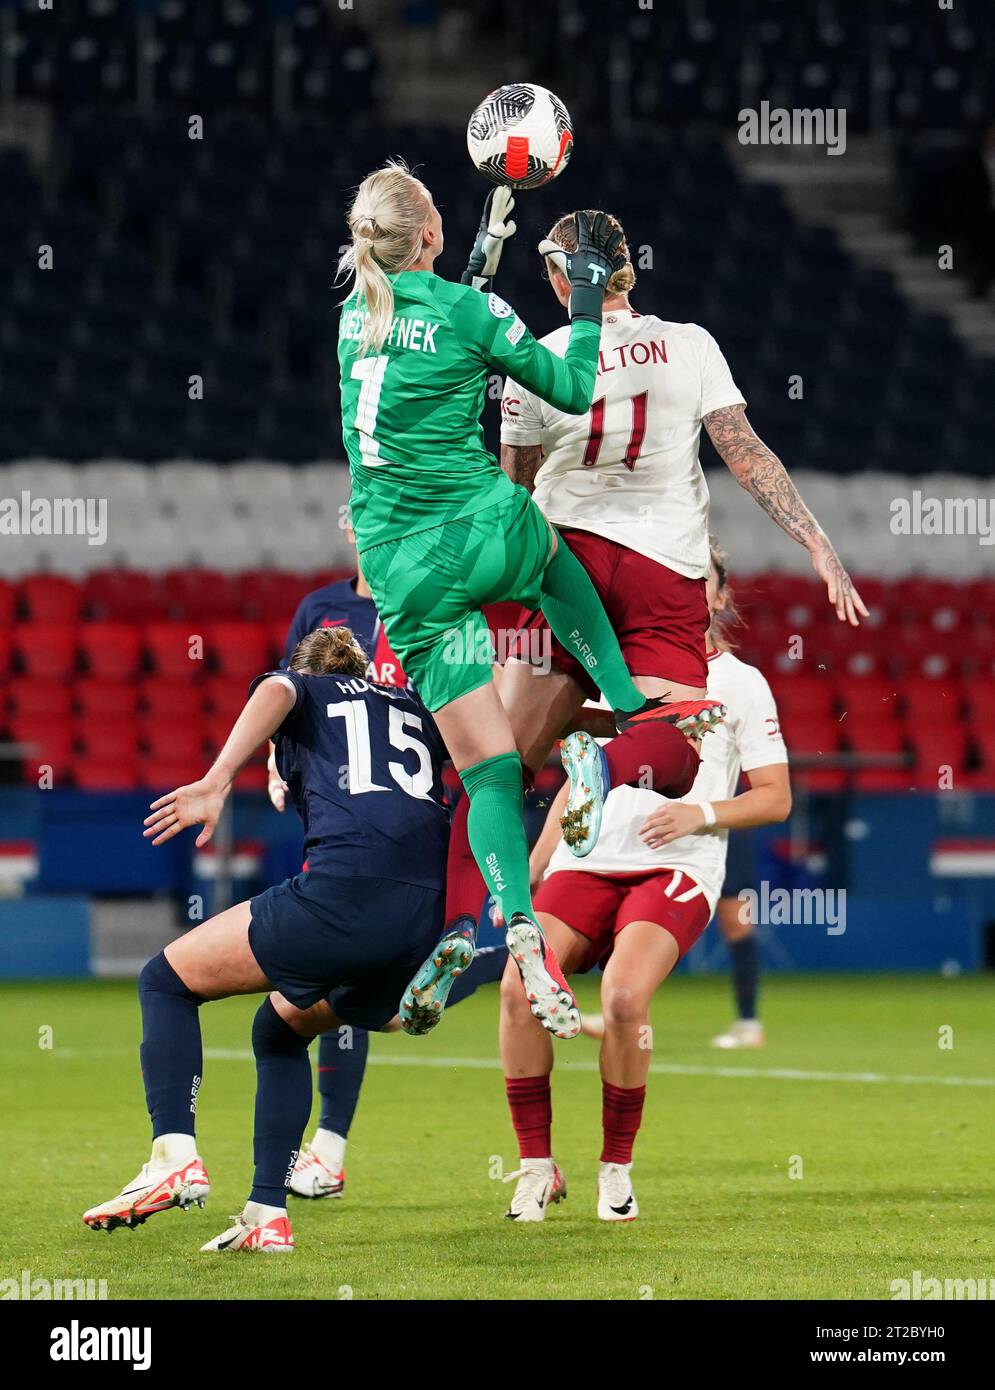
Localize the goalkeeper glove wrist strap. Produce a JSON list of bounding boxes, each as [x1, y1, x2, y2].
[[461, 269, 491, 293], [569, 282, 606, 323]]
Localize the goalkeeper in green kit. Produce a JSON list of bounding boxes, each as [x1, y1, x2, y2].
[[337, 161, 722, 1040]]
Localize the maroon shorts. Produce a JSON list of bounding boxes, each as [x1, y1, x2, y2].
[[533, 867, 711, 969], [513, 528, 709, 697]]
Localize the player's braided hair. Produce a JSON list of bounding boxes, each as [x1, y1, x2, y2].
[[338, 159, 432, 356], [544, 210, 636, 294], [708, 535, 740, 653], [289, 627, 368, 678]]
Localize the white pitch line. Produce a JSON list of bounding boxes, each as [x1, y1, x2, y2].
[[202, 1049, 995, 1089]]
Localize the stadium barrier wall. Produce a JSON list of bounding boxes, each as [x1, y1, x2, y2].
[[0, 791, 989, 979], [0, 896, 90, 979]]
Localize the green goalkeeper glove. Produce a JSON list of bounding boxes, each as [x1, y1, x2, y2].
[[538, 210, 627, 323]]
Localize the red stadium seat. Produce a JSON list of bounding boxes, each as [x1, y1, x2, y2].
[[306, 568, 351, 590], [12, 624, 77, 679], [203, 713, 237, 756], [239, 570, 311, 621], [844, 713, 906, 755], [73, 756, 140, 791], [901, 675, 963, 722], [138, 755, 205, 790], [138, 677, 204, 720], [206, 621, 271, 680], [963, 676, 995, 719], [79, 621, 143, 679], [82, 569, 169, 622], [0, 579, 15, 628], [779, 706, 847, 790], [235, 761, 269, 792], [836, 674, 899, 717], [141, 714, 206, 763], [9, 714, 74, 779], [969, 727, 995, 787], [779, 711, 842, 756], [203, 676, 246, 721], [906, 726, 971, 784], [76, 716, 140, 761], [17, 575, 81, 624], [76, 677, 139, 719], [889, 577, 961, 620], [162, 568, 243, 621], [269, 619, 291, 663], [146, 622, 205, 679], [768, 673, 836, 720], [7, 677, 73, 721], [962, 578, 995, 627]]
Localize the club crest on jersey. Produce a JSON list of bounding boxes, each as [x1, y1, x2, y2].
[[487, 292, 514, 319]]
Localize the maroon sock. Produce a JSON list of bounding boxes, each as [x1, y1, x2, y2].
[[600, 1082, 646, 1164], [604, 723, 700, 796], [506, 1074, 552, 1159], [444, 768, 535, 928], [444, 792, 487, 924]]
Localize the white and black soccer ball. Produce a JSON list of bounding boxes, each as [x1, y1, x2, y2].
[[466, 83, 574, 190]]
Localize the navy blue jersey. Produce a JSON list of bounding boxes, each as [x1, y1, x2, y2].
[[251, 669, 448, 889], [282, 576, 408, 687]]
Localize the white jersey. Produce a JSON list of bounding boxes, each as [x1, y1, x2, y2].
[[500, 309, 744, 579], [545, 650, 788, 911]]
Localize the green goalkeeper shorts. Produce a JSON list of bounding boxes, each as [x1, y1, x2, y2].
[[360, 488, 554, 712]]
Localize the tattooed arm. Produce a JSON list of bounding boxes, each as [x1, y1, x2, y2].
[[703, 403, 867, 625], [500, 442, 544, 493]]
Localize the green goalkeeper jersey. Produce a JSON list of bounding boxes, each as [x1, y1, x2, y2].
[[338, 270, 601, 551]]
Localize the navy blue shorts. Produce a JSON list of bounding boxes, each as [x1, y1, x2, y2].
[[248, 869, 443, 1030], [721, 830, 756, 900]]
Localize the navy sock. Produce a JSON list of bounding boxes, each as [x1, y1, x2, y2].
[[446, 943, 509, 1007], [729, 934, 759, 1019], [317, 1027, 370, 1139], [138, 952, 203, 1139], [249, 998, 313, 1207]]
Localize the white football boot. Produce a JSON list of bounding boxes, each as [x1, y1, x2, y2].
[[710, 1018, 765, 1049], [201, 1202, 294, 1253], [505, 914, 580, 1040], [597, 1162, 639, 1221], [503, 1158, 567, 1222], [83, 1149, 210, 1232], [290, 1138, 345, 1199]]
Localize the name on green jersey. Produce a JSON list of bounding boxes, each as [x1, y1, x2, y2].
[[340, 308, 439, 354]]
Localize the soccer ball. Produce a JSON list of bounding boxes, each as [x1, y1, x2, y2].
[[466, 83, 574, 190]]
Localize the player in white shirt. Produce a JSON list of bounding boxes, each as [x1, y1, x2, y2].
[[499, 540, 791, 1223], [495, 210, 861, 857]]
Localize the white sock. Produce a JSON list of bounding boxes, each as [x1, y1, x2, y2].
[[151, 1133, 197, 1167], [311, 1128, 347, 1171], [243, 1200, 287, 1225]]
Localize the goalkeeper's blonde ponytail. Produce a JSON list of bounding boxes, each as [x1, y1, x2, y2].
[[338, 160, 432, 356]]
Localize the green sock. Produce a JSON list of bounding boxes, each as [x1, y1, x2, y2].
[[460, 751, 533, 924], [538, 534, 642, 713]]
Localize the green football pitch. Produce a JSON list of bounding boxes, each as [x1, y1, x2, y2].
[[1, 973, 992, 1301]]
